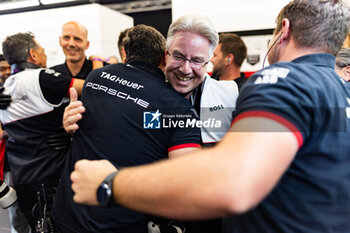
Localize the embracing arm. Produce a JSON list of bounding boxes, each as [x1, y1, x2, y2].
[[71, 116, 298, 219]]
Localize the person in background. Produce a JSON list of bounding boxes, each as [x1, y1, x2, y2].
[[0, 55, 10, 84], [117, 28, 130, 63], [70, 1, 350, 233], [210, 33, 248, 90], [51, 21, 91, 79], [335, 48, 350, 82], [0, 54, 30, 233]]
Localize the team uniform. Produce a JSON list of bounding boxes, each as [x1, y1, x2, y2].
[[52, 60, 201, 233], [50, 58, 92, 79], [340, 77, 350, 90], [223, 54, 350, 233], [233, 72, 247, 91], [199, 75, 238, 144], [0, 67, 73, 229]]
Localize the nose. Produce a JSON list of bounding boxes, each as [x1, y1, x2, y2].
[[210, 57, 214, 64], [178, 60, 192, 75], [67, 37, 76, 47]]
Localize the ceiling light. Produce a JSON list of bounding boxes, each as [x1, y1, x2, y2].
[[39, 0, 78, 5], [0, 0, 39, 10]]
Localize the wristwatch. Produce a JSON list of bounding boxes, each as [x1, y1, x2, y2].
[[97, 171, 118, 207]]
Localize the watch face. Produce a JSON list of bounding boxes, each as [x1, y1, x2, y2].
[[97, 183, 112, 206]]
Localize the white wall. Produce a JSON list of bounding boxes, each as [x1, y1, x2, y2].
[[172, 0, 290, 32], [0, 4, 133, 67], [172, 0, 290, 71]]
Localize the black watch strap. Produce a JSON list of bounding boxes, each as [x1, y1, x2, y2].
[[97, 171, 118, 206], [104, 171, 118, 187]]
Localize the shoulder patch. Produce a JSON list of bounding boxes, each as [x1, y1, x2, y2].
[[44, 68, 61, 77], [254, 67, 290, 85]]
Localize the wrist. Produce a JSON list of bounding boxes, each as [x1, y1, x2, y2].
[[92, 58, 104, 62], [97, 170, 118, 206]]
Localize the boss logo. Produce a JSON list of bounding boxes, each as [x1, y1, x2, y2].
[[209, 105, 224, 112]]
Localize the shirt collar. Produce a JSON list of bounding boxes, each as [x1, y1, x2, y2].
[[291, 53, 335, 69], [64, 57, 92, 78], [128, 60, 166, 81]]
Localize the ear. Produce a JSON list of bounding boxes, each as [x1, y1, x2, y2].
[[226, 54, 234, 65], [280, 18, 291, 44], [164, 49, 170, 61], [122, 48, 126, 63], [162, 50, 167, 67], [27, 48, 36, 63], [86, 40, 90, 50], [59, 36, 62, 47], [157, 50, 167, 72]]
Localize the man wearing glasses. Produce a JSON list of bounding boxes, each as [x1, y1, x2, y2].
[[164, 17, 238, 147], [0, 32, 84, 231]]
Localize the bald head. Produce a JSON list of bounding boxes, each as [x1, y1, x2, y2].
[[62, 21, 88, 39], [60, 21, 90, 63]]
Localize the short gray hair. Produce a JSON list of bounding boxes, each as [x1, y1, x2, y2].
[[2, 32, 38, 65], [274, 0, 350, 55], [166, 15, 219, 58]]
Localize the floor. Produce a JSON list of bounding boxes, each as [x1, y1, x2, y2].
[[0, 208, 11, 233]]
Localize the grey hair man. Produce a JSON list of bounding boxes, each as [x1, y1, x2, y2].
[[164, 15, 219, 99], [1, 32, 84, 231]]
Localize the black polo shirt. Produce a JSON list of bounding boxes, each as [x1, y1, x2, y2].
[[50, 58, 92, 79], [233, 72, 247, 91]]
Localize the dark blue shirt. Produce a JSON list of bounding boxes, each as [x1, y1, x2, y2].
[[224, 54, 350, 233]]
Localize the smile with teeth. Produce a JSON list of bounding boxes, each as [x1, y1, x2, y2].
[[177, 75, 192, 81]]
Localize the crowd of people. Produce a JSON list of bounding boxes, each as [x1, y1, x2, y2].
[[0, 0, 350, 233]]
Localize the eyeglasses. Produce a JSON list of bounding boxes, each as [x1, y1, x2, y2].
[[167, 51, 209, 69], [26, 31, 34, 57]]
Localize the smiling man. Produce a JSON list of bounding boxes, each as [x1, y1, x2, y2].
[[165, 30, 211, 99], [167, 17, 238, 148], [51, 21, 91, 79]]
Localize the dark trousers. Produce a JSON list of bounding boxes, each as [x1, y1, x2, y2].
[[183, 219, 222, 233], [53, 217, 148, 233], [14, 179, 58, 232]]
